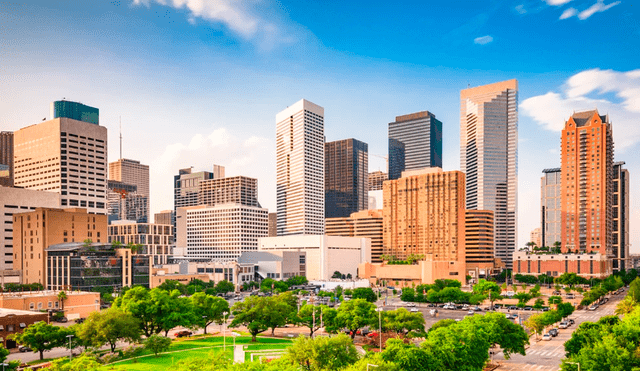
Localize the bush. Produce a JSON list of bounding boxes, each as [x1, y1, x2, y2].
[[144, 335, 172, 356]]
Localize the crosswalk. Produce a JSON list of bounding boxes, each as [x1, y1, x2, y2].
[[499, 364, 559, 371]]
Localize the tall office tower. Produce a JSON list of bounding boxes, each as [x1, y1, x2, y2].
[[109, 158, 150, 202], [368, 171, 387, 191], [199, 176, 259, 207], [0, 131, 13, 187], [612, 162, 629, 271], [14, 103, 108, 215], [388, 139, 405, 180], [276, 99, 325, 236], [388, 111, 442, 180], [13, 208, 107, 286], [561, 110, 614, 255], [107, 180, 148, 223], [460, 79, 518, 269], [383, 168, 466, 278], [326, 209, 383, 263], [174, 167, 220, 210], [51, 100, 99, 125], [0, 188, 60, 270], [541, 168, 562, 248], [325, 138, 368, 218], [465, 210, 495, 279]]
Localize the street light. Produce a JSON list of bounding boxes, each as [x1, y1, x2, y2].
[[66, 334, 74, 360], [375, 308, 383, 352], [566, 361, 581, 371], [222, 311, 229, 352], [1, 363, 8, 371]]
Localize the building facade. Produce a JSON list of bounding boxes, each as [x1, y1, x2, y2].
[[513, 250, 612, 278], [0, 188, 60, 271], [460, 79, 518, 269], [13, 116, 108, 214], [154, 210, 174, 226], [383, 168, 466, 279], [175, 203, 268, 260], [51, 100, 99, 125], [12, 208, 108, 286], [109, 158, 150, 219], [530, 228, 542, 248], [276, 99, 325, 236], [612, 162, 629, 271], [541, 168, 562, 248], [561, 110, 614, 255], [326, 209, 383, 263], [0, 131, 13, 187], [268, 212, 277, 237], [108, 221, 173, 265], [199, 176, 259, 207], [174, 167, 216, 211], [0, 291, 100, 320], [465, 210, 495, 279], [107, 180, 149, 223], [325, 138, 368, 218], [368, 171, 387, 191], [388, 111, 442, 180], [0, 309, 49, 349]]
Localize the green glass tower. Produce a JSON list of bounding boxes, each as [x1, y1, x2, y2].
[[50, 100, 99, 125]]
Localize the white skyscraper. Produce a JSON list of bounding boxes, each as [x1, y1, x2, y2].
[[460, 80, 518, 269], [276, 99, 325, 236]]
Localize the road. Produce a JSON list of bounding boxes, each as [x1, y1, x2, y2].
[[494, 290, 623, 371]]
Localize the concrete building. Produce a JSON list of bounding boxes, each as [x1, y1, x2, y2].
[[0, 187, 60, 270], [108, 221, 173, 265], [0, 290, 100, 320], [465, 210, 495, 280], [174, 166, 219, 211], [541, 168, 562, 248], [561, 110, 614, 255], [107, 180, 148, 223], [175, 203, 268, 260], [154, 210, 174, 226], [368, 171, 387, 191], [612, 162, 629, 271], [199, 176, 259, 207], [359, 257, 468, 287], [13, 112, 108, 214], [513, 250, 612, 278], [388, 111, 442, 180], [325, 138, 368, 218], [0, 131, 13, 187], [276, 99, 325, 236], [0, 308, 49, 349], [258, 235, 370, 281], [460, 79, 518, 269], [268, 213, 277, 237], [12, 208, 108, 286], [46, 242, 149, 290], [530, 228, 542, 248], [109, 158, 150, 220], [383, 168, 466, 279], [326, 209, 383, 263]]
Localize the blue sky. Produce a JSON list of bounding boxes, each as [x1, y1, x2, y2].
[[1, 0, 639, 251]]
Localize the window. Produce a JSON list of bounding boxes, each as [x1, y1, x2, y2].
[[29, 303, 35, 310]]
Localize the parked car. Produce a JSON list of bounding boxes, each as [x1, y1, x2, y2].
[[472, 306, 482, 311], [549, 328, 559, 337], [427, 303, 437, 307], [410, 308, 419, 313], [559, 322, 568, 329], [589, 305, 598, 311], [524, 307, 533, 311], [175, 330, 193, 338], [542, 333, 552, 341], [461, 304, 469, 310], [508, 306, 518, 310], [56, 317, 68, 323], [19, 346, 32, 352], [367, 332, 378, 338], [74, 318, 85, 324], [568, 319, 575, 326], [467, 310, 475, 315], [552, 290, 561, 295]]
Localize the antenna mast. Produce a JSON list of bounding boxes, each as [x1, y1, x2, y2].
[[119, 116, 122, 159]]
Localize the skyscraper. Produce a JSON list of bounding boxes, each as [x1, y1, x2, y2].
[[460, 79, 518, 269], [388, 111, 442, 180], [465, 210, 495, 279], [51, 100, 99, 125], [612, 162, 629, 271], [368, 171, 387, 191], [174, 167, 219, 210], [198, 176, 259, 207], [109, 159, 150, 222], [541, 168, 561, 248], [14, 104, 108, 215], [561, 110, 613, 256], [325, 138, 368, 218], [276, 99, 324, 236], [0, 131, 13, 187]]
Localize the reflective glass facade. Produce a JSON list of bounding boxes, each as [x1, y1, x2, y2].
[[325, 138, 368, 218], [388, 111, 442, 180], [51, 101, 99, 125]]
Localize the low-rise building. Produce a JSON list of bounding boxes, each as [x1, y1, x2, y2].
[[0, 308, 49, 349], [0, 290, 100, 320], [358, 254, 469, 287], [108, 221, 173, 265], [512, 250, 612, 278], [326, 209, 383, 263]]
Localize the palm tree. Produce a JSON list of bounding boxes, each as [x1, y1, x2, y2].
[[57, 291, 67, 311], [615, 297, 636, 316]]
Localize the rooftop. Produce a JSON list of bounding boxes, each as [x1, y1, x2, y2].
[[0, 308, 49, 317], [238, 251, 282, 264]]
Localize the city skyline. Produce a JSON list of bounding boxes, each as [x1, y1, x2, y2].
[[1, 1, 639, 252]]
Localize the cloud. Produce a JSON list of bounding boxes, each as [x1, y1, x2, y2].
[[515, 4, 527, 14], [544, 0, 573, 5], [578, 0, 621, 20], [474, 35, 494, 45], [150, 126, 275, 214], [559, 7, 577, 19], [521, 69, 640, 150], [131, 0, 294, 48]]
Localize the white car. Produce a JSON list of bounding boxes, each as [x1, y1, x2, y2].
[[542, 333, 552, 341], [559, 322, 568, 329], [589, 305, 598, 311], [410, 307, 419, 313]]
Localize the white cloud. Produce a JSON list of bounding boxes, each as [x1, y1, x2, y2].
[[474, 35, 494, 45], [559, 7, 577, 19], [150, 126, 275, 214], [544, 0, 573, 6], [521, 69, 640, 150], [578, 0, 621, 20], [131, 0, 292, 48], [515, 4, 527, 14]]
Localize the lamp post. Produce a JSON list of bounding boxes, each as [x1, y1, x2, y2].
[[66, 334, 74, 360], [375, 308, 383, 352], [222, 311, 229, 352], [566, 361, 581, 371], [2, 363, 8, 371]]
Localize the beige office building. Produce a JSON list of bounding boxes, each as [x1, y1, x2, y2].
[[13, 118, 108, 214], [326, 209, 383, 263], [0, 187, 60, 270], [12, 208, 107, 286], [109, 158, 150, 220], [465, 210, 495, 279], [108, 221, 173, 265], [383, 168, 466, 278], [368, 171, 387, 191], [199, 176, 259, 207]]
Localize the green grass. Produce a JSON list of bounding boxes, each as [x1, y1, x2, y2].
[[100, 336, 293, 371]]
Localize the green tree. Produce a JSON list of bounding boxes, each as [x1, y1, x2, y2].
[[77, 307, 141, 352], [152, 289, 198, 336], [400, 287, 416, 302], [332, 298, 376, 339], [352, 287, 377, 302], [285, 275, 308, 287], [332, 271, 343, 279], [615, 296, 636, 315], [230, 296, 270, 342], [216, 280, 235, 294], [381, 308, 425, 335], [259, 278, 287, 293], [473, 279, 501, 307], [45, 354, 102, 371], [9, 321, 67, 360], [285, 334, 359, 371], [297, 304, 325, 337], [0, 344, 19, 371], [157, 280, 187, 295], [114, 286, 161, 336], [191, 292, 229, 334], [262, 293, 296, 336], [144, 334, 172, 356], [57, 291, 68, 311], [628, 277, 640, 303]]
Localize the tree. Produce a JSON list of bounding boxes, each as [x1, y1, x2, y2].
[[77, 308, 141, 352], [400, 287, 416, 302], [0, 344, 19, 371], [191, 292, 229, 334], [157, 280, 187, 295], [45, 355, 102, 371], [10, 321, 66, 360], [259, 278, 287, 293], [216, 280, 235, 294], [548, 295, 563, 305], [628, 277, 640, 303], [144, 334, 172, 356], [352, 287, 377, 302], [262, 294, 296, 336], [155, 289, 198, 336], [285, 275, 308, 287], [615, 296, 636, 316], [230, 296, 270, 342], [57, 291, 68, 311], [285, 334, 359, 371], [297, 304, 325, 337], [473, 279, 501, 307], [332, 298, 376, 339], [533, 298, 545, 310], [381, 308, 425, 335], [114, 286, 161, 336], [332, 271, 343, 279]]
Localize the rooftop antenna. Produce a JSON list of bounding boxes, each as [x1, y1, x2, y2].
[[119, 116, 123, 159]]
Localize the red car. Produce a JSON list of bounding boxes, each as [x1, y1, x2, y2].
[[367, 332, 379, 338]]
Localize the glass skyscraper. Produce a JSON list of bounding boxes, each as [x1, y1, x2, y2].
[[325, 138, 368, 218], [50, 100, 99, 125], [388, 111, 442, 180]]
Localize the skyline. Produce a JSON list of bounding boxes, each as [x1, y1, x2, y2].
[[1, 1, 639, 252]]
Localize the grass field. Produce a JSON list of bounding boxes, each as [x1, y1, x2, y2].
[[99, 336, 293, 371]]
